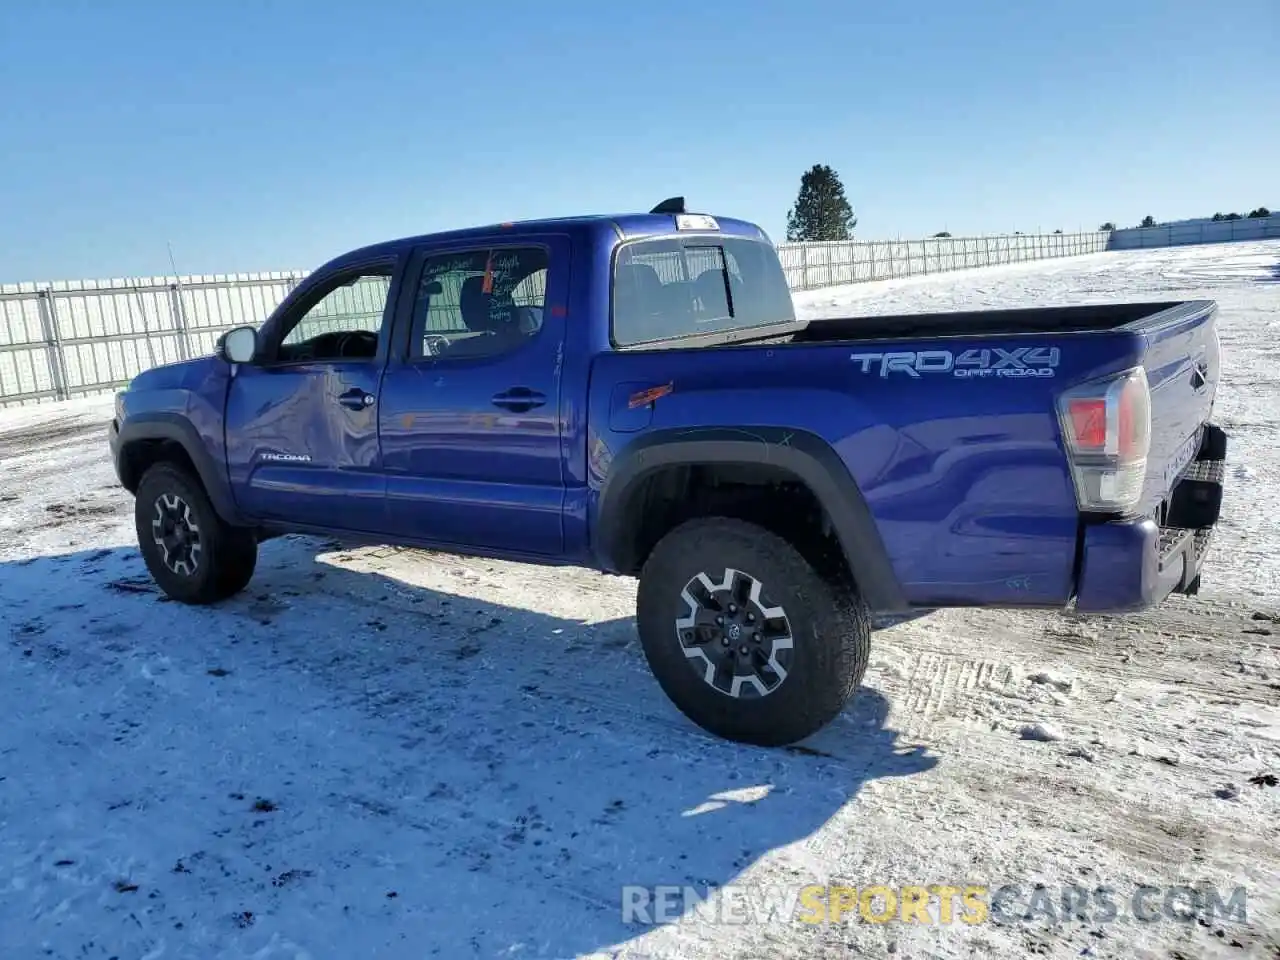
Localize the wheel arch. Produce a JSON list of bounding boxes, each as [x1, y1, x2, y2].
[[116, 413, 243, 525], [593, 427, 907, 613]]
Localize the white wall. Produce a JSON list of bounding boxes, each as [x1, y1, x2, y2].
[[1108, 214, 1280, 249]]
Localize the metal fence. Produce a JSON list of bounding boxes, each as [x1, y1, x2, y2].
[[0, 227, 1112, 407], [0, 272, 307, 406], [775, 230, 1110, 290], [1108, 214, 1280, 250]]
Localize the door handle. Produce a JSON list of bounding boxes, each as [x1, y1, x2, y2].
[[492, 387, 546, 413], [338, 387, 376, 410]]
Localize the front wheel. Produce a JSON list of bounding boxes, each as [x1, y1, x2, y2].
[[635, 517, 871, 746], [134, 462, 258, 604]]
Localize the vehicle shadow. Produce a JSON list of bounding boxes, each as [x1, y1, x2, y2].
[[1, 537, 938, 958]]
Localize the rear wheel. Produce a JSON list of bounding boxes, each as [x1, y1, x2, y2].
[[635, 517, 871, 746], [134, 462, 258, 604]]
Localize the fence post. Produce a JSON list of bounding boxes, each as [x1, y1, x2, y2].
[[800, 244, 811, 291], [168, 282, 194, 360], [36, 289, 71, 401]]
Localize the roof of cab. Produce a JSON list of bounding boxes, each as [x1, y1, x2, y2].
[[320, 211, 772, 272]]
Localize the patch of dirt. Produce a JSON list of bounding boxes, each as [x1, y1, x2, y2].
[[0, 415, 106, 460]]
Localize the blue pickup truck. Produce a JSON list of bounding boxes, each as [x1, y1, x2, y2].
[[108, 199, 1227, 746]]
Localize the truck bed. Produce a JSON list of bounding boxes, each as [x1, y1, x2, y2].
[[591, 297, 1220, 610], [788, 301, 1204, 343]]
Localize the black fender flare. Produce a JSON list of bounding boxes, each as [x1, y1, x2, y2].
[[113, 413, 245, 525], [594, 426, 907, 613]]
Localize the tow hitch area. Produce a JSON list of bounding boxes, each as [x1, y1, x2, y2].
[[1168, 423, 1227, 597], [1166, 423, 1227, 530]]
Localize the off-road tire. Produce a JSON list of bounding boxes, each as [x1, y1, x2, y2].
[[134, 462, 258, 604], [635, 517, 871, 746]]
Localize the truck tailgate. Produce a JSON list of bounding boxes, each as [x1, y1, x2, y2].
[[1134, 300, 1220, 515]]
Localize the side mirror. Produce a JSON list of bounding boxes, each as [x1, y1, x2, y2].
[[217, 325, 259, 364]]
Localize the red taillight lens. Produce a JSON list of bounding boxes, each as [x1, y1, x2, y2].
[[1056, 366, 1152, 514], [1067, 398, 1107, 450]]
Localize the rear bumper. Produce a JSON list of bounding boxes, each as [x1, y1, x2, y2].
[[1074, 423, 1226, 613]]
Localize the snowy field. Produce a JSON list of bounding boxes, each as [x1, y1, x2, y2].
[[1, 240, 1278, 960]]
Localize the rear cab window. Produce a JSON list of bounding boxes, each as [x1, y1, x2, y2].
[[611, 235, 795, 347]]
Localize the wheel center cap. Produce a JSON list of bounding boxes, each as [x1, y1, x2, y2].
[[727, 622, 742, 641]]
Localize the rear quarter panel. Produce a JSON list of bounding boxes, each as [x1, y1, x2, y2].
[[588, 332, 1146, 608]]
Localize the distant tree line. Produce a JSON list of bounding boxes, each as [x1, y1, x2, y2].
[[784, 166, 1273, 242], [1099, 208, 1273, 231], [1211, 208, 1271, 221]]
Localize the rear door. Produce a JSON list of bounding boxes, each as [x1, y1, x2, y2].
[[375, 235, 570, 556], [224, 256, 402, 531]]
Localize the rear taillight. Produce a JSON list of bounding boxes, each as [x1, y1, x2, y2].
[[1056, 366, 1151, 514]]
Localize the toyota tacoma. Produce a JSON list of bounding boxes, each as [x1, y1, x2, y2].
[[109, 199, 1227, 746]]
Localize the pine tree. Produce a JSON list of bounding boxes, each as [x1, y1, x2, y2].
[[1140, 215, 1156, 228], [785, 164, 857, 242]]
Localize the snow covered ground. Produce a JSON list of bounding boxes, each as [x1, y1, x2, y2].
[[2, 240, 1278, 960]]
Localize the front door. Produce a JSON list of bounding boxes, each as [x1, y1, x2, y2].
[[224, 257, 401, 531], [376, 237, 569, 556]]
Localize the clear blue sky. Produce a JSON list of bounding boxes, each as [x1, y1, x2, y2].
[[1, 0, 1275, 282]]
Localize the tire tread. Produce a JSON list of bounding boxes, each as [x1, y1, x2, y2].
[[636, 516, 871, 746], [134, 462, 257, 605]]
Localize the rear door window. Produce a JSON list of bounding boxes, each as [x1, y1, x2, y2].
[[409, 245, 548, 360]]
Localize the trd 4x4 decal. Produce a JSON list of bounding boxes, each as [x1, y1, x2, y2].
[[850, 347, 1061, 379]]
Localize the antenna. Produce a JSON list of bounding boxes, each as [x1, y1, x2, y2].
[[650, 196, 686, 215], [166, 241, 192, 359], [167, 241, 182, 281]]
